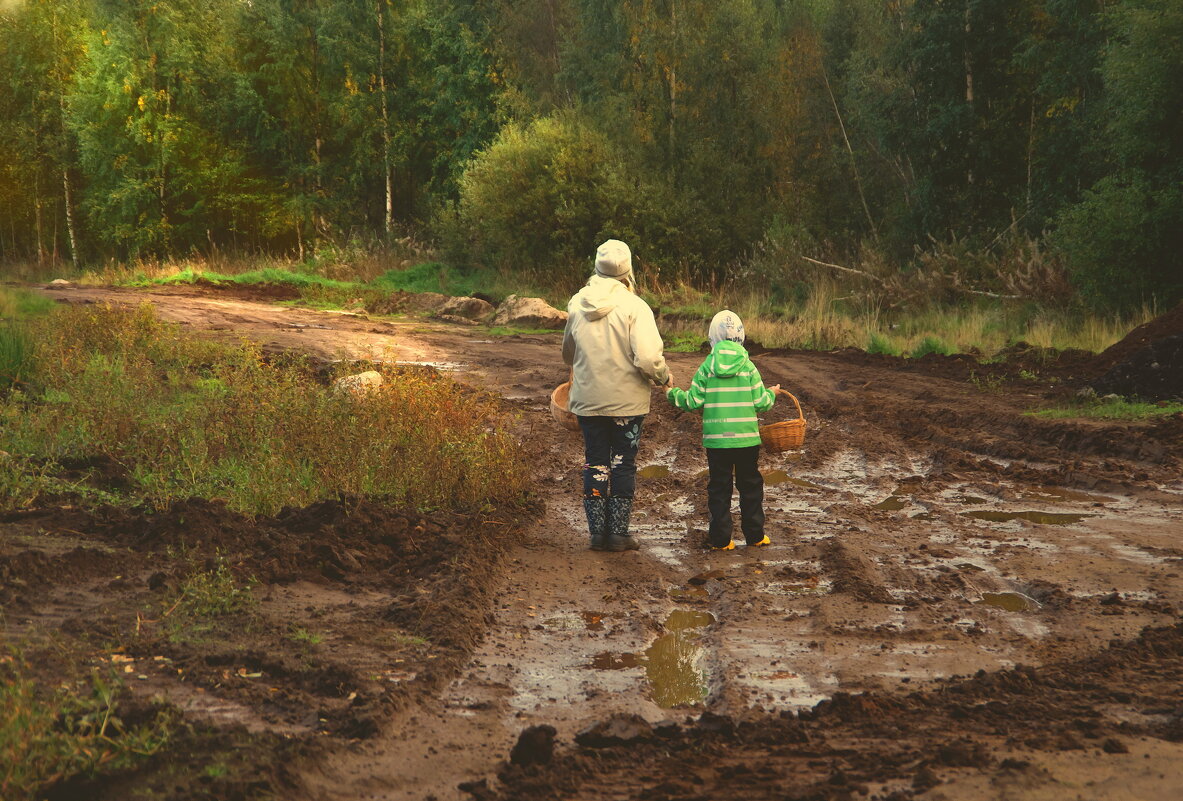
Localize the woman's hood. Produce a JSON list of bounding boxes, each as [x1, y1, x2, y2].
[[575, 275, 632, 321]]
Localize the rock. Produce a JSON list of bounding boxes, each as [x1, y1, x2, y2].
[[694, 711, 734, 734], [654, 719, 681, 738], [333, 371, 384, 396], [438, 296, 495, 321], [1102, 737, 1129, 754], [457, 778, 492, 800], [46, 278, 72, 288], [435, 314, 481, 327], [379, 290, 447, 315], [574, 713, 653, 748], [491, 295, 568, 330], [509, 724, 557, 765]]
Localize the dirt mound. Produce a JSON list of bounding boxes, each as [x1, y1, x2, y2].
[[1096, 301, 1183, 371], [489, 623, 1183, 800], [1092, 333, 1183, 401], [60, 496, 498, 587]]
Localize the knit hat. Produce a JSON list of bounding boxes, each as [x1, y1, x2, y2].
[[594, 239, 634, 285], [708, 310, 745, 346]]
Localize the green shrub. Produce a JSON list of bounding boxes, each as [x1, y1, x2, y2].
[[452, 111, 687, 285]]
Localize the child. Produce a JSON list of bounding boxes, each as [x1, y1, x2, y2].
[[667, 310, 779, 550]]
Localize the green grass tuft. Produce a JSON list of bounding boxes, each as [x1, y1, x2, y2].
[[866, 332, 901, 357], [910, 335, 953, 358], [1030, 398, 1183, 420]]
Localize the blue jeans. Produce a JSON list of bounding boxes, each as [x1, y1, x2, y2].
[[578, 415, 645, 499]]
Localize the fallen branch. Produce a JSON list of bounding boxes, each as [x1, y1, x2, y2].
[[800, 255, 887, 287], [799, 255, 1022, 299], [960, 287, 1022, 299]]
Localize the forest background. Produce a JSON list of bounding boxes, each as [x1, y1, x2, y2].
[[1, 0, 1181, 351]]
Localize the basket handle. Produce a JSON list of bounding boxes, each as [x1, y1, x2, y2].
[[775, 388, 805, 422]]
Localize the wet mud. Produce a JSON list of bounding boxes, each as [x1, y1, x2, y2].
[[6, 283, 1183, 800]]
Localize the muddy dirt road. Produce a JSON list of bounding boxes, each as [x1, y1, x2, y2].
[[7, 284, 1183, 800]]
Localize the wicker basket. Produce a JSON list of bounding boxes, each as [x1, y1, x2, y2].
[[759, 389, 806, 453], [550, 381, 581, 431]]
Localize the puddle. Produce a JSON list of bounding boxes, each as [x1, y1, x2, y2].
[[638, 465, 670, 480], [1020, 485, 1113, 504], [669, 586, 710, 600], [589, 652, 643, 670], [647, 611, 714, 707], [911, 512, 937, 521], [957, 496, 987, 505], [394, 360, 467, 371], [961, 510, 1093, 525], [759, 577, 832, 597], [873, 496, 909, 511], [976, 592, 1040, 612], [586, 610, 715, 708], [765, 470, 824, 490]]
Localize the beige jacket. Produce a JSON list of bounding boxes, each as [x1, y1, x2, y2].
[[562, 275, 670, 417]]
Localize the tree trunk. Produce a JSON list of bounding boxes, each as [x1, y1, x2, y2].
[[377, 0, 393, 236], [821, 63, 880, 244], [964, 4, 974, 187], [34, 174, 45, 265]]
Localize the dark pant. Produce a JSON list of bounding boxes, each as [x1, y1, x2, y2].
[[578, 415, 644, 499], [706, 445, 764, 547]]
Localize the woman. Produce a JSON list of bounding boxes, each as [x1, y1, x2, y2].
[[562, 239, 671, 552]]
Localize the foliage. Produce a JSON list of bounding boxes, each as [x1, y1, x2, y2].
[[1052, 0, 1183, 309], [0, 656, 172, 800], [0, 0, 1179, 311], [0, 303, 528, 514]]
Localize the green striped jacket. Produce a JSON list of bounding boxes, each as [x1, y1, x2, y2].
[[666, 340, 775, 448]]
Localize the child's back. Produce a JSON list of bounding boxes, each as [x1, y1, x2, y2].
[[667, 311, 777, 549]]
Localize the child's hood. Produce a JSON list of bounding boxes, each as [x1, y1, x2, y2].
[[707, 340, 750, 378]]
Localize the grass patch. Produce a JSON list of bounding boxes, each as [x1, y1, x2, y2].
[[0, 656, 172, 800], [1030, 398, 1183, 420], [0, 302, 528, 514], [1, 287, 57, 391], [646, 278, 1155, 357]]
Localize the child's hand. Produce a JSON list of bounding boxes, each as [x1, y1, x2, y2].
[[769, 384, 781, 395]]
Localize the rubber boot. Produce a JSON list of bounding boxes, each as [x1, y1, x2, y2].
[[584, 497, 608, 551], [605, 497, 640, 552]]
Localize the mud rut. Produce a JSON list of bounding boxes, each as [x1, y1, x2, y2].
[[16, 286, 1183, 800]]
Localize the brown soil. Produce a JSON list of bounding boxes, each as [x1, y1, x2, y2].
[[5, 283, 1183, 801], [1096, 300, 1183, 370]]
